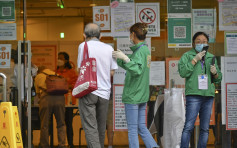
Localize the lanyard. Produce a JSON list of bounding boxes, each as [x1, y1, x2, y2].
[[200, 59, 205, 76], [134, 44, 146, 52]]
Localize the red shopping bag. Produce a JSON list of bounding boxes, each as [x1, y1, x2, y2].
[[72, 42, 97, 98]]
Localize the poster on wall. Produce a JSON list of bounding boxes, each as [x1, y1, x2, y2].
[[224, 32, 237, 55], [167, 0, 191, 13], [0, 23, 16, 40], [136, 3, 160, 37], [0, 44, 11, 68], [0, 0, 15, 21], [167, 0, 192, 48], [111, 2, 135, 37], [150, 61, 165, 85], [93, 6, 110, 30], [192, 9, 216, 43], [165, 58, 185, 89], [219, 1, 237, 30], [113, 37, 151, 84], [221, 57, 237, 124], [113, 85, 127, 131], [31, 45, 57, 71], [167, 15, 192, 48], [226, 83, 237, 130]]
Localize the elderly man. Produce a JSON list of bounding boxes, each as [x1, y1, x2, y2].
[[77, 23, 118, 148]]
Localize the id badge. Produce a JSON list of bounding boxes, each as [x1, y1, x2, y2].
[[198, 74, 208, 90]]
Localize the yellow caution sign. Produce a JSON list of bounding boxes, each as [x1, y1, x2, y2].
[[0, 102, 23, 148]]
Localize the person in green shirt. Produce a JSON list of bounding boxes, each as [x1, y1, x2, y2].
[[113, 23, 159, 148], [178, 32, 222, 148]]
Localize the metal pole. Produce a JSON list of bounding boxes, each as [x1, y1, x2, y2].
[[0, 73, 7, 102], [18, 41, 22, 123], [27, 41, 32, 148]]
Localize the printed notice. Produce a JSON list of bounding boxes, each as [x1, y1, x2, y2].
[[0, 23, 16, 40], [93, 6, 110, 30], [225, 32, 237, 55], [0, 44, 11, 68], [150, 61, 165, 85], [111, 3, 135, 37], [219, 1, 237, 30], [31, 46, 57, 70], [113, 85, 127, 131], [166, 58, 185, 88], [226, 83, 237, 130], [221, 57, 237, 124], [192, 9, 216, 43], [168, 14, 192, 48], [136, 3, 160, 37], [0, 0, 15, 21]]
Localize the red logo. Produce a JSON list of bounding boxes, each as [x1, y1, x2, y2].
[[171, 63, 175, 67]]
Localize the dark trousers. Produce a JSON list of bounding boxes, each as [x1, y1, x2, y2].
[[39, 95, 66, 148], [65, 108, 74, 147]]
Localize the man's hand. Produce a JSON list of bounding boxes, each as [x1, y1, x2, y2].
[[210, 65, 217, 75], [112, 49, 130, 63], [193, 50, 206, 63]]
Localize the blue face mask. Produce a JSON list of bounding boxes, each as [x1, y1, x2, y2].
[[195, 44, 208, 52]]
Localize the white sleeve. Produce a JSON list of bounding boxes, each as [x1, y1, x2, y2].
[[77, 43, 84, 68]]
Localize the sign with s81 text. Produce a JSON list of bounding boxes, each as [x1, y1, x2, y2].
[[93, 6, 110, 30], [0, 44, 11, 68]]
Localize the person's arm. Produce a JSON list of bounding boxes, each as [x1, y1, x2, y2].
[[110, 70, 115, 77], [119, 52, 147, 76], [211, 59, 222, 83], [178, 54, 195, 78]]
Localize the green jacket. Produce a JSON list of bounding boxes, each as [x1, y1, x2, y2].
[[178, 48, 222, 97], [117, 42, 151, 104]]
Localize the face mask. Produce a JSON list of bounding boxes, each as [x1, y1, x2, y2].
[[129, 36, 134, 45], [195, 44, 204, 52], [57, 60, 64, 67]]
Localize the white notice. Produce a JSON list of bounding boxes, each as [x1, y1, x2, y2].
[[111, 3, 135, 37], [149, 61, 165, 85], [0, 23, 16, 40], [113, 85, 127, 131], [226, 83, 237, 130]]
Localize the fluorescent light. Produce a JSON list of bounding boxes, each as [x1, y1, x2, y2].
[[60, 32, 64, 38], [90, 3, 96, 7]]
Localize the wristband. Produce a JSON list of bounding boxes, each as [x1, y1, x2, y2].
[[192, 58, 197, 64]]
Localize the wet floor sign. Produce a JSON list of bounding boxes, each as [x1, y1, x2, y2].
[[0, 102, 23, 148]]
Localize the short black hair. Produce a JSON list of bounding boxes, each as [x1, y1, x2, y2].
[[192, 32, 209, 43]]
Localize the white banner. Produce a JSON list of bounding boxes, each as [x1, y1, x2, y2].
[[93, 6, 110, 30], [136, 3, 160, 37]]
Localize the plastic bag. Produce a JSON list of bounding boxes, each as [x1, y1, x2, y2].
[[163, 88, 185, 148]]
